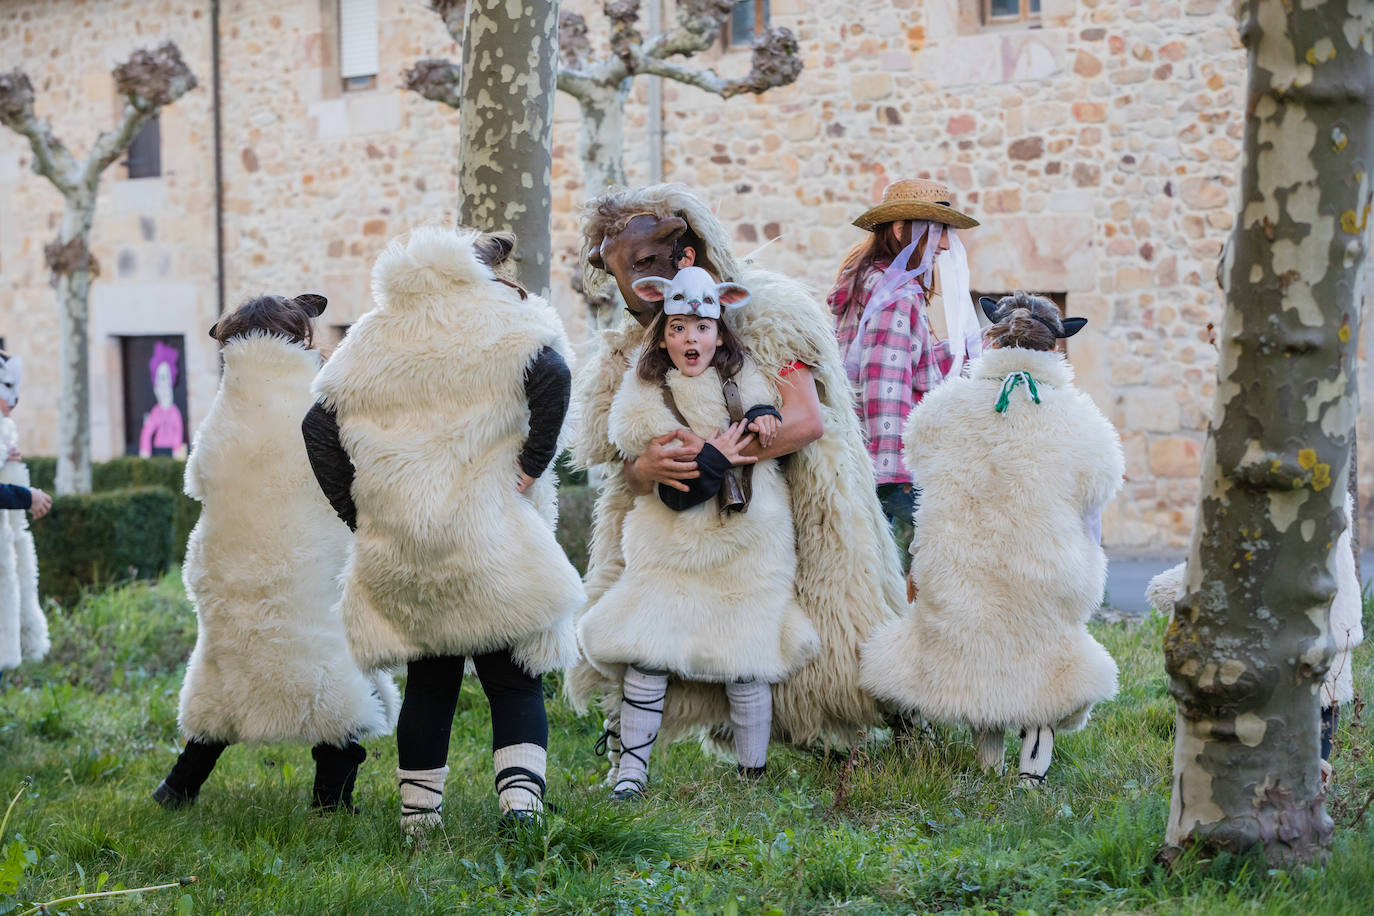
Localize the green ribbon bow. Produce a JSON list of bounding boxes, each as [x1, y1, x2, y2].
[[995, 371, 1041, 414]]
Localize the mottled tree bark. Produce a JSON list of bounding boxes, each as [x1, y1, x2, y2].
[[456, 0, 560, 298], [0, 44, 196, 495], [1162, 0, 1374, 866]]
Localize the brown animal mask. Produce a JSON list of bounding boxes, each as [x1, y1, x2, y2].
[[589, 214, 691, 324]]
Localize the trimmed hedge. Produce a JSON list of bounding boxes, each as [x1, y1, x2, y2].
[[556, 484, 593, 576], [29, 486, 177, 606], [26, 456, 198, 560]]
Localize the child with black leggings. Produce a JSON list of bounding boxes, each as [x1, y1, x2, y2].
[[304, 226, 584, 833]]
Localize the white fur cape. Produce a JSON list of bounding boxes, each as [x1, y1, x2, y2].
[[314, 227, 585, 675], [0, 416, 46, 671], [1146, 492, 1365, 707], [577, 358, 819, 683], [861, 347, 1125, 732], [570, 220, 902, 750], [178, 334, 399, 745]]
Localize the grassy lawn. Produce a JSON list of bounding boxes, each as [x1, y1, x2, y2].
[[1, 572, 1372, 915]]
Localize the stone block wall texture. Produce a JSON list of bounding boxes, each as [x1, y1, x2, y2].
[[1, 0, 1371, 551]]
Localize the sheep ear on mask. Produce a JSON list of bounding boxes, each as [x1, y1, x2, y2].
[[1060, 317, 1088, 338], [979, 296, 1001, 323], [716, 283, 750, 309], [632, 276, 674, 303], [294, 293, 328, 317]]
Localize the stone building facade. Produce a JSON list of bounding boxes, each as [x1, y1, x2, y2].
[[0, 0, 1369, 551]]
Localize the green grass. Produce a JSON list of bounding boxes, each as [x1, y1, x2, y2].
[[1, 575, 1372, 915]]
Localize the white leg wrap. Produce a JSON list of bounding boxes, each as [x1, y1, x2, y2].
[[1018, 726, 1055, 788], [974, 729, 1006, 775], [725, 679, 772, 770], [615, 666, 667, 795], [494, 743, 546, 814], [398, 765, 448, 834]]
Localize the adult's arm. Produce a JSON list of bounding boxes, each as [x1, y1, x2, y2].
[[301, 401, 357, 531], [0, 483, 32, 511], [624, 429, 704, 495], [739, 365, 824, 461], [519, 346, 571, 479]]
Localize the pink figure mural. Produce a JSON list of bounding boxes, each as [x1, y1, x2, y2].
[[139, 341, 186, 459]]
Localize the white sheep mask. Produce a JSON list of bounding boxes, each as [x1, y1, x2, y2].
[[632, 266, 750, 320], [0, 353, 21, 410]]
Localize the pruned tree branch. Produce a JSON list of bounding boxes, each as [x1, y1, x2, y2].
[[88, 43, 196, 185], [403, 58, 464, 108], [0, 69, 82, 196], [643, 0, 733, 60], [634, 26, 802, 97]]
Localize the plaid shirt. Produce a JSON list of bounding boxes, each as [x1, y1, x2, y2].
[[829, 264, 952, 486]]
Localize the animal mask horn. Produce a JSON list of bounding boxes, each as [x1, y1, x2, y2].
[[294, 293, 328, 317]]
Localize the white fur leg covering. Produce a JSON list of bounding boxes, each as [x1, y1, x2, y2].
[[494, 743, 546, 814], [398, 765, 448, 833], [974, 729, 1006, 775], [1018, 726, 1054, 787], [726, 679, 772, 770], [615, 666, 667, 794]]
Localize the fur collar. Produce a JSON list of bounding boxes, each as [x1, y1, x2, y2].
[[971, 346, 1074, 388], [220, 334, 321, 393]]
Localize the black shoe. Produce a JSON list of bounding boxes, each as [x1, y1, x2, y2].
[[499, 808, 544, 839], [609, 780, 645, 802], [737, 765, 766, 780], [152, 780, 196, 810]]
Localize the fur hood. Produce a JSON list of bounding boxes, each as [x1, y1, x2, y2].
[[316, 227, 584, 675], [569, 207, 903, 753], [860, 345, 1125, 732], [0, 416, 45, 671], [179, 334, 399, 745]]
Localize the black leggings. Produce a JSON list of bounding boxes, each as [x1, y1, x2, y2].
[[397, 649, 548, 770], [162, 737, 366, 808]]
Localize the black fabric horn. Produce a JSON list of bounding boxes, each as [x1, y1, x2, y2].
[[979, 296, 1001, 322], [1059, 317, 1088, 338], [208, 321, 220, 340], [294, 293, 328, 317]]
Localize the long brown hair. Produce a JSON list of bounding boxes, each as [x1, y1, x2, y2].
[[636, 311, 746, 383], [833, 220, 934, 305], [982, 292, 1061, 351]]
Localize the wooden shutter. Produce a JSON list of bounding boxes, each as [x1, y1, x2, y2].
[[339, 0, 380, 79]]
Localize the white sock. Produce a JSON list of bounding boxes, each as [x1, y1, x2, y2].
[[973, 729, 1006, 775], [1018, 726, 1055, 787], [615, 666, 667, 794], [398, 765, 448, 833], [725, 679, 772, 770], [493, 743, 546, 814]]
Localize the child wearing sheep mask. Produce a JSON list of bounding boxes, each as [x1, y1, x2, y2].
[[576, 266, 821, 800]]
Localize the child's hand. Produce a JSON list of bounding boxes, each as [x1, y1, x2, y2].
[[748, 414, 780, 449], [28, 488, 51, 519], [906, 567, 918, 604], [6, 446, 19, 463], [516, 465, 536, 494], [707, 421, 759, 467]]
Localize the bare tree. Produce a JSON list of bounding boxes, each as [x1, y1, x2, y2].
[[0, 43, 197, 495], [405, 0, 802, 321], [1161, 0, 1373, 866]]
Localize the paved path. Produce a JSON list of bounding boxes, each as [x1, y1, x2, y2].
[[1106, 551, 1374, 614]]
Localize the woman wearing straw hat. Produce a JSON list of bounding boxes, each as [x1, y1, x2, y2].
[[827, 179, 984, 533]]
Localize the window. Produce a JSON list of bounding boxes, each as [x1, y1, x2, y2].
[[723, 0, 770, 48], [125, 115, 161, 179], [974, 291, 1070, 353], [119, 335, 189, 458], [339, 0, 379, 91], [983, 0, 1041, 26]]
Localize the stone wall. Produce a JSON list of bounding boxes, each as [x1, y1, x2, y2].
[[1, 0, 1370, 551]]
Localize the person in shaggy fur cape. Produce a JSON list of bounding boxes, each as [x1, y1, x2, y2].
[[860, 292, 1125, 787], [305, 226, 584, 833], [155, 294, 400, 814], [1146, 492, 1364, 787], [0, 352, 48, 677], [577, 270, 821, 799], [569, 184, 905, 785]]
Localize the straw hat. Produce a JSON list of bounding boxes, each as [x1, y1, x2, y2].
[[852, 178, 979, 231]]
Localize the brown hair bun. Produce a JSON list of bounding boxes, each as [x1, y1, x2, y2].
[[209, 293, 320, 348], [982, 291, 1062, 352]]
